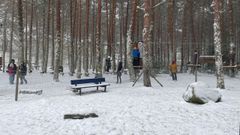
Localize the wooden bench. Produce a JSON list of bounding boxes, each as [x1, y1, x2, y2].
[[70, 78, 110, 95]]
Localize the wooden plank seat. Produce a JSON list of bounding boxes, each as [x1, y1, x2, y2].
[[70, 78, 110, 95]]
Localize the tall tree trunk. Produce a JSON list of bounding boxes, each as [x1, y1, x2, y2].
[[91, 2, 96, 72], [43, 0, 51, 73], [51, 0, 55, 69], [119, 2, 124, 62], [150, 0, 155, 66], [143, 0, 152, 87], [69, 0, 75, 76], [73, 0, 78, 70], [60, 9, 65, 67], [53, 0, 61, 81], [24, 1, 28, 63], [106, 0, 110, 57], [167, 0, 174, 63], [95, 0, 102, 77], [188, 0, 196, 53], [127, 0, 138, 81], [17, 0, 24, 63], [76, 0, 82, 78], [213, 0, 225, 89], [84, 0, 90, 76], [110, 0, 116, 71], [2, 11, 7, 72], [227, 0, 235, 77], [124, 1, 129, 69], [35, 9, 39, 69], [41, 4, 46, 72], [9, 0, 15, 63], [181, 0, 188, 72], [28, 0, 34, 71]]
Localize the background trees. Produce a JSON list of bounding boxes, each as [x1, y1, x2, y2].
[[0, 0, 239, 88]]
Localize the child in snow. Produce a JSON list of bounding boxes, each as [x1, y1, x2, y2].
[[116, 61, 123, 83], [169, 60, 177, 81]]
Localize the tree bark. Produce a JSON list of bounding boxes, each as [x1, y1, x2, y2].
[[167, 0, 174, 62], [53, 0, 61, 81], [76, 0, 82, 78], [95, 0, 102, 77], [110, 0, 116, 71], [124, 1, 129, 69], [9, 0, 15, 63], [127, 0, 138, 81], [28, 0, 34, 71], [84, 0, 90, 76], [213, 0, 225, 89], [2, 11, 7, 72], [69, 0, 75, 76], [143, 0, 152, 87], [24, 1, 28, 64], [51, 0, 55, 69], [41, 3, 46, 73], [35, 8, 39, 69], [17, 0, 24, 63]]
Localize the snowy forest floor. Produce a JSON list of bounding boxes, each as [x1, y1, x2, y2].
[[0, 71, 240, 135]]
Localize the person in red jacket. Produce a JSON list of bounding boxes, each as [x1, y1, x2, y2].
[[7, 59, 17, 84]]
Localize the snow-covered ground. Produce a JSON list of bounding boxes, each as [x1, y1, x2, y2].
[[0, 71, 240, 135]]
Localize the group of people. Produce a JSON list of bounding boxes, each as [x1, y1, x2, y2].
[[105, 42, 178, 83], [105, 57, 123, 84], [7, 59, 28, 85]]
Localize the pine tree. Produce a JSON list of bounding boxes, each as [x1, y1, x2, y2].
[[53, 0, 61, 81], [143, 0, 152, 87], [17, 0, 24, 63], [213, 0, 225, 89], [95, 0, 102, 77]]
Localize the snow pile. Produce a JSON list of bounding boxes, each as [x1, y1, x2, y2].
[[183, 82, 222, 104]]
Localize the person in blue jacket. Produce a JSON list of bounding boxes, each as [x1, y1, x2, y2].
[[132, 46, 140, 66]]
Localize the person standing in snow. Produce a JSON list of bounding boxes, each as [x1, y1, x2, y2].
[[105, 56, 111, 72], [7, 59, 17, 84], [132, 45, 140, 67], [19, 62, 28, 84], [169, 60, 177, 81], [116, 61, 123, 83]]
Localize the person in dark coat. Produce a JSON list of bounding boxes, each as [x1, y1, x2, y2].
[[116, 61, 123, 83], [7, 59, 17, 84], [19, 62, 28, 84], [105, 56, 111, 72]]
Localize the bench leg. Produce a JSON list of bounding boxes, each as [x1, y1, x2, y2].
[[103, 86, 107, 92], [79, 89, 82, 95], [97, 86, 99, 91], [73, 89, 78, 93]]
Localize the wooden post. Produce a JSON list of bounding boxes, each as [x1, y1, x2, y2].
[[194, 51, 198, 82], [15, 67, 20, 101], [195, 67, 197, 82]]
